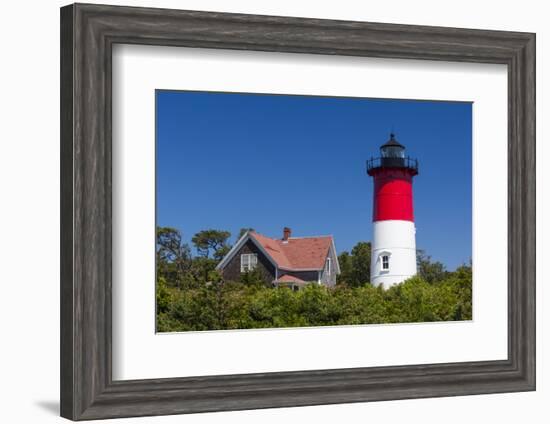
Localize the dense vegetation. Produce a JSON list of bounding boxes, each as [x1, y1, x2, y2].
[[156, 227, 472, 332]]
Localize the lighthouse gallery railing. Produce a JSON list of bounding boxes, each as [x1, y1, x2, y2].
[[366, 156, 419, 173]]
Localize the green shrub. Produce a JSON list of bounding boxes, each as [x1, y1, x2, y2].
[[156, 267, 472, 332]]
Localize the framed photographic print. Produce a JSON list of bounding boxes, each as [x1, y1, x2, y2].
[[60, 3, 535, 421], [154, 91, 472, 333]]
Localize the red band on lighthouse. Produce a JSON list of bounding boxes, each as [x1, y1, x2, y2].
[[371, 168, 415, 222]]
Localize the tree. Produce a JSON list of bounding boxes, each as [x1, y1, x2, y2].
[[190, 256, 219, 284], [446, 263, 472, 320], [156, 226, 192, 287], [238, 227, 255, 239], [350, 242, 371, 287], [416, 250, 447, 283], [336, 242, 371, 287], [213, 244, 231, 261], [351, 241, 371, 286], [156, 276, 172, 314], [336, 251, 353, 285], [192, 229, 231, 259]]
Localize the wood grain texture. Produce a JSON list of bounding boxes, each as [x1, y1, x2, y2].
[[60, 4, 74, 419], [60, 3, 536, 420]]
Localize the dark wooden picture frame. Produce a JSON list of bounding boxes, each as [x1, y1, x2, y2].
[[60, 3, 535, 421]]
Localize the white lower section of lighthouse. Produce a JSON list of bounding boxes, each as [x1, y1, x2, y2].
[[371, 220, 417, 289]]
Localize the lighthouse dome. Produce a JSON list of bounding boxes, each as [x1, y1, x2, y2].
[[380, 133, 405, 158]]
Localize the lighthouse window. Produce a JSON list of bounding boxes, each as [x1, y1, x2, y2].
[[382, 146, 405, 158], [381, 255, 390, 270]]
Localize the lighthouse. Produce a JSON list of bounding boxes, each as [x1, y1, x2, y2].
[[366, 134, 419, 289]]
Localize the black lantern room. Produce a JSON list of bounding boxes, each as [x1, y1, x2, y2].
[[367, 133, 419, 176]]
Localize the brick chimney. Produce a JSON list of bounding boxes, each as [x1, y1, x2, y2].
[[283, 227, 292, 241]]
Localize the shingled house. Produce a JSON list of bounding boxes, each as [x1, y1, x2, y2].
[[216, 228, 340, 290]]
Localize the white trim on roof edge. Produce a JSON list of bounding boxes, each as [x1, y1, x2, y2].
[[330, 238, 342, 275], [215, 231, 279, 271]]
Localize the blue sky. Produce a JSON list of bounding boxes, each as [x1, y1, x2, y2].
[[156, 90, 472, 270]]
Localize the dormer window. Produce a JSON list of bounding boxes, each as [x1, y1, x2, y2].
[[240, 253, 258, 272]]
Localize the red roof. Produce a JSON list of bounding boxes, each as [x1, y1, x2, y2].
[[275, 274, 307, 284], [249, 231, 332, 270]]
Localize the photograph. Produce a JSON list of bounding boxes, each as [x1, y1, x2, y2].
[[155, 90, 473, 332]]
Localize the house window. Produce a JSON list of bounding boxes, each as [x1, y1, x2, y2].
[[325, 257, 331, 276], [240, 253, 258, 272], [381, 255, 390, 270]]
